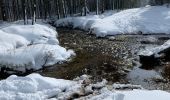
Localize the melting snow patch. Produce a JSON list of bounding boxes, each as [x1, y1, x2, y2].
[[0, 24, 74, 73], [0, 74, 170, 100]]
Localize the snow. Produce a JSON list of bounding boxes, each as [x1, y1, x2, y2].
[[138, 39, 170, 57], [0, 24, 74, 73], [0, 73, 170, 100], [1, 5, 170, 100], [88, 89, 170, 100], [2, 24, 59, 45], [0, 73, 78, 100], [116, 90, 170, 100], [56, 15, 101, 31], [55, 6, 170, 37], [55, 10, 117, 32]]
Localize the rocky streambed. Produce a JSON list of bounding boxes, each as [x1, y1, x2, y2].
[[0, 26, 169, 91], [37, 28, 170, 91]]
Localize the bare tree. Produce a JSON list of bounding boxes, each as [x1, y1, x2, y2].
[[32, 1, 36, 25], [22, 0, 27, 25], [1, 0, 169, 22], [0, 0, 6, 21], [61, 0, 66, 18], [96, 0, 99, 15]]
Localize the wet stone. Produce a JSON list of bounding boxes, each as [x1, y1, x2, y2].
[[139, 54, 160, 69]]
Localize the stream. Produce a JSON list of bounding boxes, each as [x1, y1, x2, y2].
[[36, 28, 170, 91]]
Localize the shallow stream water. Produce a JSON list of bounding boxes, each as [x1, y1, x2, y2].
[[37, 28, 170, 91]]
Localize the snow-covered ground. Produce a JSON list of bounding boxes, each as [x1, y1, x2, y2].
[[55, 5, 170, 37], [55, 11, 117, 32], [0, 23, 74, 73], [0, 73, 170, 100]]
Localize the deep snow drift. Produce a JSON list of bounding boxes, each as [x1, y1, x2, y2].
[[0, 24, 74, 73], [0, 73, 170, 100], [55, 5, 170, 37]]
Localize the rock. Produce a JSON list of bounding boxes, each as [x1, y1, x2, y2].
[[139, 54, 159, 69], [108, 36, 116, 41], [158, 37, 170, 41], [138, 39, 170, 67], [153, 75, 167, 83], [92, 79, 108, 89], [113, 84, 143, 90]]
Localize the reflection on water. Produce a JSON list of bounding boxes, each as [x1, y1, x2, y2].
[[128, 67, 161, 85]]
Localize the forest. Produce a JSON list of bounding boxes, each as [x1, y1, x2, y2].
[[0, 0, 170, 22]]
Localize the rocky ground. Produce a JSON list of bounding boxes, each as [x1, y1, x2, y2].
[[38, 28, 139, 84], [37, 28, 170, 91]]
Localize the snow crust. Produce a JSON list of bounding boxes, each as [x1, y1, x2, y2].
[[55, 6, 170, 37], [0, 73, 170, 100], [0, 24, 74, 73]]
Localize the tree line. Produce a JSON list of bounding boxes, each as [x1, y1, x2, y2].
[[0, 0, 169, 24]]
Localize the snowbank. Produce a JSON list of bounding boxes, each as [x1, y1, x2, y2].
[[0, 24, 74, 73], [56, 15, 101, 31], [55, 10, 117, 31], [2, 24, 59, 45], [0, 73, 170, 100], [87, 89, 170, 100], [55, 6, 170, 37], [0, 73, 78, 100], [138, 39, 170, 57]]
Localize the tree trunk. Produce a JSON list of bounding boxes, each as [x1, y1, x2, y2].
[[0, 0, 6, 21], [96, 0, 99, 15], [83, 0, 88, 16], [101, 0, 105, 13], [32, 2, 36, 25], [61, 0, 66, 18], [22, 0, 27, 25]]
